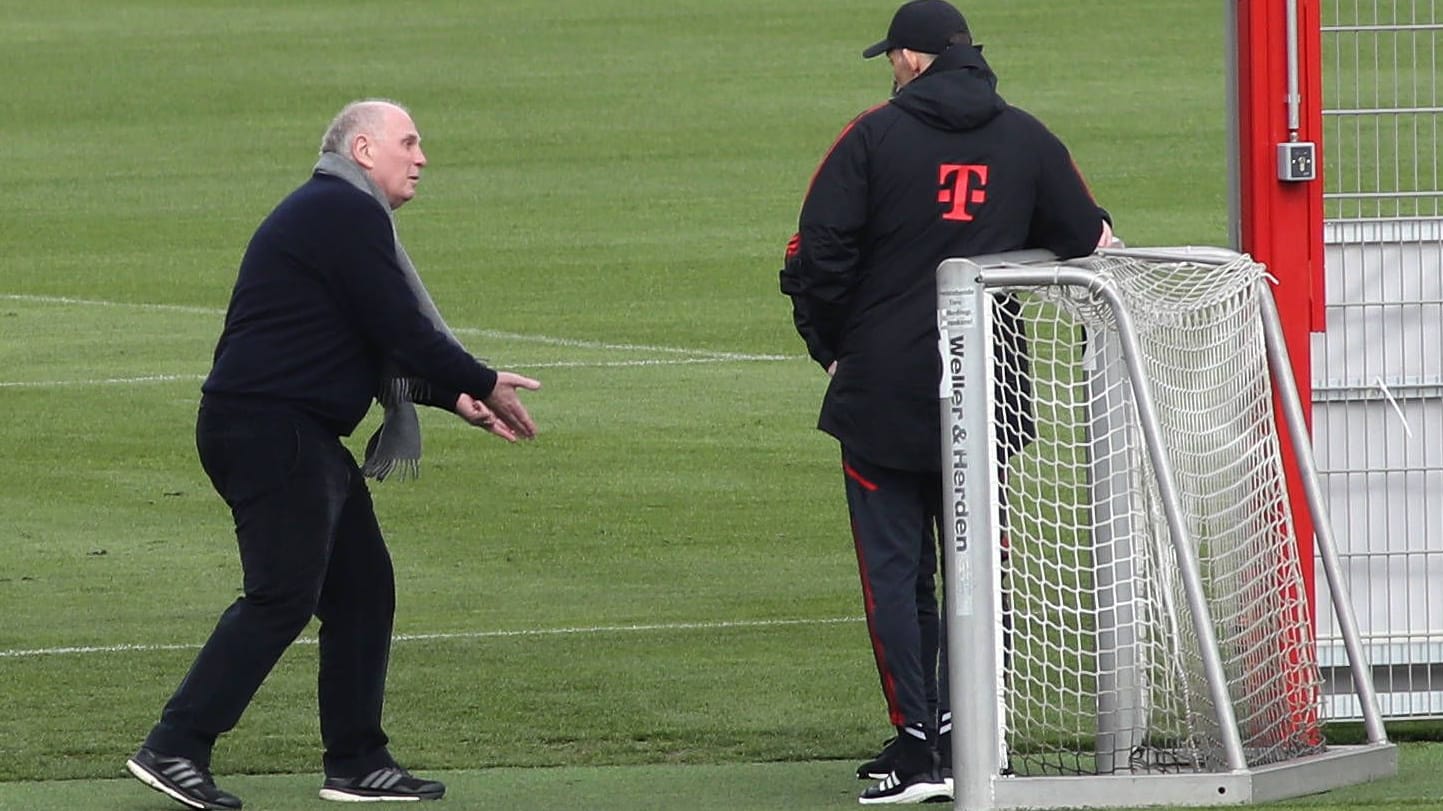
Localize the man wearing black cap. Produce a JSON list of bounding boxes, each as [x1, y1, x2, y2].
[[779, 0, 1111, 804]]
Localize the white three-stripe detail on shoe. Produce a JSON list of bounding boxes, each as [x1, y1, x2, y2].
[[162, 761, 206, 789], [127, 758, 208, 811], [360, 768, 405, 790]]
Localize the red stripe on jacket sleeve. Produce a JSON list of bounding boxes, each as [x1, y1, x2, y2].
[[803, 101, 889, 197]]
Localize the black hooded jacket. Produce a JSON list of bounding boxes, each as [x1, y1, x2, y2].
[[780, 44, 1104, 472]]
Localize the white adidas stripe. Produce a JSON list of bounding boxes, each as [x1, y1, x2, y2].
[[125, 759, 208, 810]]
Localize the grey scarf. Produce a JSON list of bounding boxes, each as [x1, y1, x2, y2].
[[314, 151, 464, 481]]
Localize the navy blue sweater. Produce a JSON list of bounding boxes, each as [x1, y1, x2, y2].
[[202, 173, 497, 436]]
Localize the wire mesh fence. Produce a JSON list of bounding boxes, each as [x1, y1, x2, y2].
[[1317, 0, 1443, 721]]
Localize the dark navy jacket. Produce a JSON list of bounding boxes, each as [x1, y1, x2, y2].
[[202, 173, 497, 436], [781, 44, 1104, 472]]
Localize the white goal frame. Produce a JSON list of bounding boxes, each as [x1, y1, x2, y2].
[[937, 246, 1395, 809]]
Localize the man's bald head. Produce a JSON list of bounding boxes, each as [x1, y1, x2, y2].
[[319, 99, 410, 157], [319, 99, 427, 209]]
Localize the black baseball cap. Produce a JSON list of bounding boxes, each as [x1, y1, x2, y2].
[[862, 0, 969, 59]]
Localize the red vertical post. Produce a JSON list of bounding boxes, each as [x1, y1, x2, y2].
[[1234, 0, 1326, 740], [1235, 0, 1324, 597]]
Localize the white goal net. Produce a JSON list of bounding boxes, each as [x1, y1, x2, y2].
[[1003, 251, 1320, 772], [936, 247, 1394, 808]]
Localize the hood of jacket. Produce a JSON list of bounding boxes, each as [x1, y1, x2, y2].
[[888, 44, 1006, 132]]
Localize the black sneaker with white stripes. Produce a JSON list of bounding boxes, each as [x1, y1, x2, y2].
[[125, 747, 243, 810], [319, 766, 446, 802], [858, 724, 949, 805], [858, 767, 950, 805], [856, 735, 903, 780], [938, 716, 953, 783]]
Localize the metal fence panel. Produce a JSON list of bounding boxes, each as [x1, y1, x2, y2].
[[1317, 0, 1443, 720]]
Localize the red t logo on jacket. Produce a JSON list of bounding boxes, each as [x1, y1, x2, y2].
[[938, 164, 988, 221]]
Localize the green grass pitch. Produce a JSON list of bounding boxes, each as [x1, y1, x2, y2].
[[0, 0, 1433, 809]]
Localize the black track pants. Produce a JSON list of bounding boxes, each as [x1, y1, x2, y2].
[[842, 448, 945, 731]]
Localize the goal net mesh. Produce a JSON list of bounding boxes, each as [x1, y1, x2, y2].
[[992, 253, 1325, 776]]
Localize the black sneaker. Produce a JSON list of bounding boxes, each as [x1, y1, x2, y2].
[[856, 736, 904, 780], [858, 768, 950, 805], [125, 747, 243, 810], [937, 724, 952, 779], [859, 727, 948, 805], [319, 767, 446, 802]]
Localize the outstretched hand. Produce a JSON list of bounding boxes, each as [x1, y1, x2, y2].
[[485, 371, 542, 440], [455, 371, 541, 442], [454, 394, 513, 441]]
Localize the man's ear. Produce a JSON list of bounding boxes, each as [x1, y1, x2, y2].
[[903, 49, 925, 75], [350, 133, 375, 169]]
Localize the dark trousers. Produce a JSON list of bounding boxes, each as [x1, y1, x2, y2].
[[843, 447, 1018, 737], [144, 404, 399, 777], [842, 448, 945, 731]]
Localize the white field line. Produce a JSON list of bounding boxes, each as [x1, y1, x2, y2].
[[0, 374, 206, 389], [0, 293, 789, 362], [0, 353, 797, 388], [456, 327, 788, 362], [510, 356, 789, 368], [0, 293, 224, 316], [0, 616, 862, 659]]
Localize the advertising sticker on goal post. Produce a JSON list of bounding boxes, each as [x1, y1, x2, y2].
[[935, 263, 1000, 618], [936, 258, 1006, 804]]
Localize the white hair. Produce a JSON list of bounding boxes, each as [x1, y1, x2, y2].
[[318, 98, 410, 156]]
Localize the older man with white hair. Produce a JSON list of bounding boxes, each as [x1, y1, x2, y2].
[[125, 99, 539, 809]]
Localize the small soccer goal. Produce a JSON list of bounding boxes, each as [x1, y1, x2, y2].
[[935, 247, 1396, 809]]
